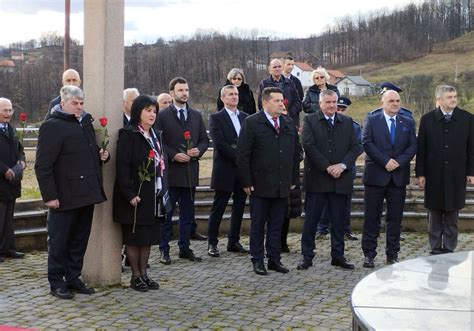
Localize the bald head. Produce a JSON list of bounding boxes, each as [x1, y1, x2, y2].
[[269, 59, 282, 80], [381, 90, 401, 117], [157, 93, 172, 110], [0, 97, 13, 124], [62, 69, 81, 87]]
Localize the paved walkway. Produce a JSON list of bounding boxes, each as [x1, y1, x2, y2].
[[1, 232, 473, 330]]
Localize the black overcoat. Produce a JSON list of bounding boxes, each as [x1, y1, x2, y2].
[[113, 126, 168, 225], [209, 108, 248, 192], [155, 104, 209, 188], [415, 107, 474, 211], [302, 111, 362, 195], [0, 124, 25, 200], [35, 110, 106, 211], [237, 112, 300, 198], [302, 84, 340, 114]]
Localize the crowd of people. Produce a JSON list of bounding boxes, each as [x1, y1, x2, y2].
[[0, 56, 472, 299]]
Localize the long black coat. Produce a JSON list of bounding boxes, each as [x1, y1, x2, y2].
[[209, 108, 248, 192], [216, 81, 256, 115], [302, 84, 340, 114], [35, 110, 106, 211], [113, 126, 168, 225], [155, 104, 209, 188], [415, 107, 474, 211], [0, 124, 25, 200], [237, 112, 300, 198], [302, 111, 362, 195], [257, 76, 302, 125]]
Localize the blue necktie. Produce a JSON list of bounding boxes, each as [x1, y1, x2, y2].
[[179, 109, 185, 124], [389, 118, 396, 145], [327, 117, 334, 127]]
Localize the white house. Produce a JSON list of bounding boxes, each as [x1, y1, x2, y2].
[[291, 62, 314, 89], [336, 76, 372, 97]]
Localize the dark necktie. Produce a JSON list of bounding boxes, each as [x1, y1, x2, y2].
[[272, 117, 279, 134], [179, 109, 185, 125], [444, 113, 452, 123], [0, 125, 9, 138], [389, 118, 396, 145], [327, 117, 334, 127]]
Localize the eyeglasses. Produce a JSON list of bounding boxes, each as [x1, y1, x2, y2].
[[232, 77, 242, 81], [314, 76, 325, 80], [272, 65, 282, 69]]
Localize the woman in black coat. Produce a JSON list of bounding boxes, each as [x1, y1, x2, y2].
[[216, 68, 256, 114], [302, 67, 340, 114], [113, 95, 169, 292]]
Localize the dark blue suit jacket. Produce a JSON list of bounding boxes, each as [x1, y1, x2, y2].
[[362, 112, 417, 187]]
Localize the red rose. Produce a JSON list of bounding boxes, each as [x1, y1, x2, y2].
[[19, 112, 27, 122], [148, 149, 156, 159], [283, 99, 289, 106], [183, 131, 191, 140], [99, 117, 108, 127]]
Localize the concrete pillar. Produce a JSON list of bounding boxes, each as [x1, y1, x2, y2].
[[82, 0, 124, 285]]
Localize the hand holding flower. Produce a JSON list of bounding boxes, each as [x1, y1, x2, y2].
[[99, 148, 109, 161]]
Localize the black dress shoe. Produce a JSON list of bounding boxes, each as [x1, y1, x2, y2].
[[297, 258, 313, 270], [7, 250, 24, 259], [281, 244, 290, 253], [227, 242, 249, 253], [159, 252, 171, 265], [179, 249, 203, 262], [252, 260, 267, 275], [363, 257, 375, 268], [142, 275, 159, 290], [190, 232, 207, 241], [331, 258, 355, 270], [130, 276, 148, 292], [68, 280, 95, 295], [386, 257, 399, 265], [208, 244, 220, 257], [0, 256, 4, 263], [345, 233, 358, 241], [268, 260, 289, 273], [50, 287, 74, 299]]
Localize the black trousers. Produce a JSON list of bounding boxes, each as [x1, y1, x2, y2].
[[0, 200, 16, 255], [301, 192, 348, 260], [207, 185, 247, 246], [47, 205, 94, 289], [362, 182, 406, 260], [249, 196, 287, 262]]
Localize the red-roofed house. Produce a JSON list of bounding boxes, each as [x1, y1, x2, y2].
[[327, 70, 346, 85], [0, 60, 15, 73], [291, 62, 314, 88]]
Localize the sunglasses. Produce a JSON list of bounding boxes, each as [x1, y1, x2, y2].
[[232, 77, 242, 81], [315, 76, 325, 80]]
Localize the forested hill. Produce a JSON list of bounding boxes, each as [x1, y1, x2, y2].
[[0, 0, 472, 121]]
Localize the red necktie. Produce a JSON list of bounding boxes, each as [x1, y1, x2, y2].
[[272, 117, 279, 134]]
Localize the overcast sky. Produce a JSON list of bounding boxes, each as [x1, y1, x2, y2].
[[0, 0, 420, 46]]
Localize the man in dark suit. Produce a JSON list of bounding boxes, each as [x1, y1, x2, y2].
[[0, 98, 26, 262], [282, 56, 304, 101], [155, 77, 210, 264], [361, 90, 417, 268], [207, 85, 249, 257], [416, 85, 474, 255], [122, 88, 139, 126], [298, 90, 362, 271], [257, 59, 302, 126], [45, 69, 82, 120], [237, 87, 300, 275], [35, 85, 109, 299]]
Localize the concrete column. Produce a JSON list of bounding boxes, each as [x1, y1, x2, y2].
[[82, 0, 124, 285]]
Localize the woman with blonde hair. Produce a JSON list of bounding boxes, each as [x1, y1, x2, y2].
[[216, 68, 256, 114], [302, 67, 340, 114]]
